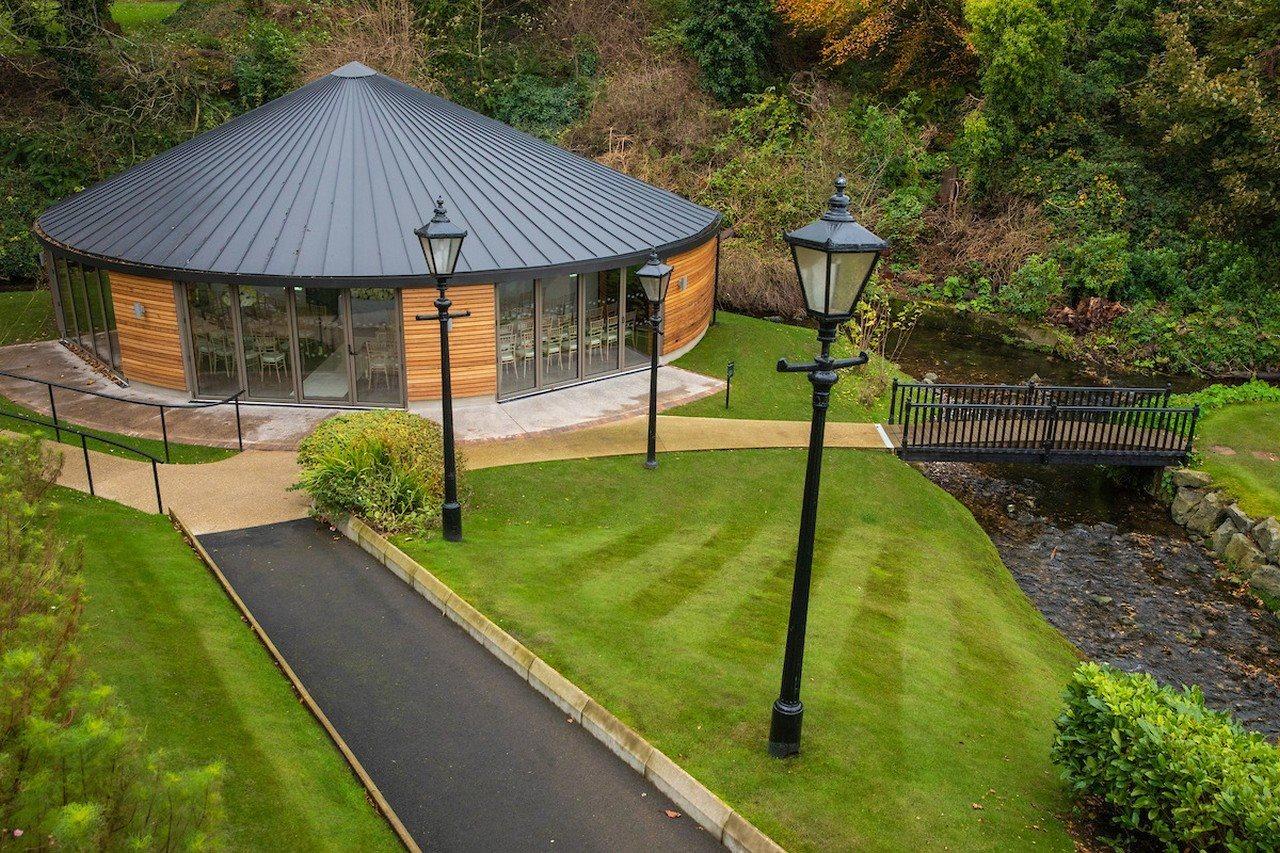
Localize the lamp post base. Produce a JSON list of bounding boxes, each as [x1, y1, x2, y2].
[[643, 458, 658, 470], [767, 699, 803, 758], [442, 501, 462, 542]]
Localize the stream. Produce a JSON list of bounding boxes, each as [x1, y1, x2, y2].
[[896, 306, 1280, 737]]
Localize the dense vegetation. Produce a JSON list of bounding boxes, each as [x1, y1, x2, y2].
[[1, 0, 1276, 377], [1054, 662, 1280, 850], [0, 435, 223, 846]]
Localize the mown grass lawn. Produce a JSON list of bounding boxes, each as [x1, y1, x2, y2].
[[1198, 401, 1280, 520], [58, 488, 400, 851], [671, 312, 903, 422], [398, 449, 1080, 851], [111, 0, 181, 31], [0, 395, 235, 463], [0, 289, 56, 346]]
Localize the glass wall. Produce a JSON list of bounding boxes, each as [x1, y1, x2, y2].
[[185, 282, 239, 398], [238, 285, 295, 401], [181, 283, 404, 406], [496, 266, 656, 400], [50, 257, 120, 370], [585, 269, 621, 377], [541, 274, 579, 387], [497, 281, 536, 397], [351, 288, 403, 405]]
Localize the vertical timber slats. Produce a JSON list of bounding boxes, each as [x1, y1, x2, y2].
[[402, 283, 497, 401], [108, 272, 186, 390]]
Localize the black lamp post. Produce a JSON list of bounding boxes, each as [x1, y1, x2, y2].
[[414, 197, 468, 542], [634, 250, 674, 470], [768, 175, 887, 758]]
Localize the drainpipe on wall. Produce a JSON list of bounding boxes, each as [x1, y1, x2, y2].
[[711, 231, 722, 326]]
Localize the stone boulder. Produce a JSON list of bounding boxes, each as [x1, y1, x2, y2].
[[1249, 565, 1280, 600], [1171, 468, 1214, 489], [1252, 517, 1280, 561], [1171, 487, 1206, 526], [1210, 520, 1237, 557], [1224, 533, 1267, 575], [1185, 491, 1228, 537], [1224, 503, 1254, 532]]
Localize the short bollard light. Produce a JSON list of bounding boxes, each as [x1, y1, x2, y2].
[[768, 174, 887, 758]]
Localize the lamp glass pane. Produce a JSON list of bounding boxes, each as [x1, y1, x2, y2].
[[793, 245, 829, 314], [828, 250, 877, 316], [432, 235, 463, 277], [638, 271, 670, 303]]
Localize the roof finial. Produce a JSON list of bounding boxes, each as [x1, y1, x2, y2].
[[823, 174, 853, 222]]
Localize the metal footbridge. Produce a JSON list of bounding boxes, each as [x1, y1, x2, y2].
[[883, 380, 1198, 467]]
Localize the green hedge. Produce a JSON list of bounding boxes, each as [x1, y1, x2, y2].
[[294, 410, 457, 535], [1053, 662, 1280, 850]]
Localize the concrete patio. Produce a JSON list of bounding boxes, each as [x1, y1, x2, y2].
[[0, 340, 722, 449]]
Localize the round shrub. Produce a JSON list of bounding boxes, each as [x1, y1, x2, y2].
[[293, 410, 459, 535]]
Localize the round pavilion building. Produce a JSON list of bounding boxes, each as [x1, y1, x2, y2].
[[35, 61, 721, 407]]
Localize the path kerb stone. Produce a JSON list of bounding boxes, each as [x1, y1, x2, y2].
[[336, 514, 786, 853]]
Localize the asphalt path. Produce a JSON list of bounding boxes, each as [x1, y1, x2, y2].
[[200, 519, 719, 852]]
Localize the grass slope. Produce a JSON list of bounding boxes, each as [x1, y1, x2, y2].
[[1197, 401, 1280, 520], [0, 289, 56, 346], [398, 449, 1079, 851], [59, 488, 399, 851], [0, 396, 235, 463], [671, 312, 901, 422]]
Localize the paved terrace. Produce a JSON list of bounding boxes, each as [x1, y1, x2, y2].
[[0, 340, 723, 449]]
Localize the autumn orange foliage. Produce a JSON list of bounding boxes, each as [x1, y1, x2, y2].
[[776, 0, 974, 85]]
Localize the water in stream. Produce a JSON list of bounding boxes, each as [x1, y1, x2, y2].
[[895, 306, 1280, 736]]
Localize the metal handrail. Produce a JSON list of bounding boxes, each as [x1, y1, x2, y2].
[[889, 378, 1172, 425], [0, 409, 163, 513], [0, 369, 244, 461], [900, 398, 1199, 461]]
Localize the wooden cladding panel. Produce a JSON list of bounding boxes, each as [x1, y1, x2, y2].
[[402, 284, 498, 401], [108, 272, 187, 390], [661, 235, 717, 355]]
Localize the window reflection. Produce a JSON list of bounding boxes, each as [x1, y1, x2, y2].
[[351, 288, 402, 405], [51, 258, 121, 370]]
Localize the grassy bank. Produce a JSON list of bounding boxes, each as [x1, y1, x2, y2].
[[0, 395, 235, 463], [671, 312, 901, 422], [111, 1, 181, 31], [0, 289, 56, 346], [397, 449, 1079, 851], [59, 488, 399, 850], [1197, 402, 1280, 520]]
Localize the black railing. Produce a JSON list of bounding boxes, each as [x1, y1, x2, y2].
[[898, 400, 1198, 466], [889, 379, 1172, 426], [0, 369, 244, 462], [0, 409, 164, 513]]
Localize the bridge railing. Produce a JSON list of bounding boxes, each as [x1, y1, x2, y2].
[[899, 400, 1198, 465], [888, 379, 1171, 425]]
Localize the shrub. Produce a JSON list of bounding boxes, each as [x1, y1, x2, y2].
[[1171, 380, 1280, 413], [294, 409, 457, 534], [0, 434, 223, 846], [999, 253, 1063, 316], [682, 0, 775, 103], [1053, 662, 1280, 851]]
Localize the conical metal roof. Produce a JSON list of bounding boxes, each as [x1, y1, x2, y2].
[[35, 62, 720, 286]]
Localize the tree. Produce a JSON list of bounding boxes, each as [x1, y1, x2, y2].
[[777, 0, 974, 87], [683, 0, 775, 103]]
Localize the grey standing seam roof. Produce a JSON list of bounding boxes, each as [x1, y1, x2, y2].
[[35, 61, 721, 287]]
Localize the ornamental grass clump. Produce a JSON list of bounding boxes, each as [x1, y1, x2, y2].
[[1053, 662, 1280, 850], [294, 409, 457, 535]]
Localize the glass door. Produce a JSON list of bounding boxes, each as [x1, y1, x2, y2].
[[585, 269, 622, 376], [185, 282, 240, 398], [238, 285, 295, 401], [295, 287, 351, 403], [623, 267, 654, 368], [540, 274, 579, 387], [497, 280, 537, 398], [351, 288, 403, 405]]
